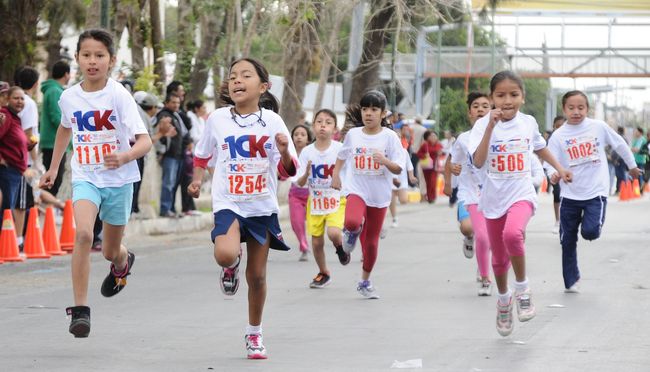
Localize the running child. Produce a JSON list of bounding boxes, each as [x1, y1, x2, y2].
[[389, 146, 417, 228], [468, 71, 571, 336], [331, 90, 404, 299], [187, 58, 298, 359], [445, 91, 494, 296], [546, 90, 641, 293], [296, 109, 349, 288], [39, 29, 152, 338], [288, 124, 312, 261]]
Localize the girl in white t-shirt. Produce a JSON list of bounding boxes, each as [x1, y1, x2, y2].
[[297, 109, 350, 289], [40, 29, 153, 338], [468, 71, 571, 337], [288, 124, 312, 261], [388, 147, 417, 228], [331, 90, 404, 299], [188, 58, 298, 360]]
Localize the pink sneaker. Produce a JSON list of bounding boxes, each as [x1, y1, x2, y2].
[[496, 297, 514, 337], [245, 333, 267, 359]]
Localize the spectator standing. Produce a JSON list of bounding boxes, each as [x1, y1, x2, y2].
[[630, 126, 647, 194], [0, 87, 28, 215], [156, 94, 186, 217], [613, 126, 629, 194]]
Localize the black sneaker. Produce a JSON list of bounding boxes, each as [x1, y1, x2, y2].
[[101, 251, 135, 297], [335, 245, 350, 266], [309, 273, 331, 288], [66, 306, 91, 338]]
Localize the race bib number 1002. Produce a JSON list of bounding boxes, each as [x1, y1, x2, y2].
[[73, 131, 118, 171], [565, 136, 599, 167], [487, 140, 530, 179], [226, 158, 270, 201]]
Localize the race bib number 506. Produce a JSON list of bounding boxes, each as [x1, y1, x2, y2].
[[487, 140, 530, 179]]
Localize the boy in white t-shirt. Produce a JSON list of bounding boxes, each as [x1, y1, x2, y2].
[[40, 30, 152, 338], [546, 91, 641, 293], [297, 109, 349, 289]]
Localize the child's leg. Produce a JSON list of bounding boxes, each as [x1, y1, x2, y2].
[[360, 206, 388, 280], [485, 215, 508, 293], [71, 200, 99, 306], [468, 204, 490, 279], [580, 196, 607, 241], [397, 189, 409, 204], [459, 218, 473, 238], [344, 194, 366, 232], [245, 233, 271, 327], [311, 235, 328, 275], [101, 223, 129, 271], [502, 201, 534, 283], [559, 198, 584, 288], [288, 189, 309, 253], [214, 219, 242, 267], [389, 191, 397, 219], [327, 226, 343, 247]]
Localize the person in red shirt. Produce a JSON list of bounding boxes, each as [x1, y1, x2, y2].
[[0, 86, 28, 214], [417, 130, 443, 203]]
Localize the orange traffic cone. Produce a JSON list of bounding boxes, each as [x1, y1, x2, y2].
[[43, 207, 66, 256], [436, 174, 445, 196], [627, 180, 635, 200], [619, 181, 629, 201], [0, 210, 25, 262], [60, 200, 75, 252], [23, 207, 50, 259], [644, 181, 650, 194], [632, 178, 641, 198]]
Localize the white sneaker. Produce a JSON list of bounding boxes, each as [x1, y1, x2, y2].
[[245, 333, 267, 359], [463, 236, 474, 259], [515, 288, 536, 322], [357, 280, 380, 299], [380, 227, 387, 239], [390, 218, 398, 228], [552, 221, 560, 234], [478, 279, 493, 296], [496, 297, 514, 336], [564, 282, 580, 293], [298, 251, 309, 262], [342, 226, 362, 253]]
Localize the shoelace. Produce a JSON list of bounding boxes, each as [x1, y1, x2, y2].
[[518, 294, 531, 309], [247, 334, 262, 348]]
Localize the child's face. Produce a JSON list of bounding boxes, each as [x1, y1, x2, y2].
[[76, 38, 115, 83], [292, 127, 309, 149], [491, 79, 524, 121], [313, 113, 335, 140], [562, 95, 588, 125], [469, 96, 491, 124], [361, 106, 386, 130], [7, 89, 25, 113], [228, 60, 267, 107]]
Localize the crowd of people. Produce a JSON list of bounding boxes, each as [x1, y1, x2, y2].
[[1, 26, 648, 361]]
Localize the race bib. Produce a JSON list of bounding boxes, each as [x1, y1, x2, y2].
[[353, 148, 384, 176], [487, 139, 530, 179], [73, 130, 118, 171], [310, 188, 340, 215], [565, 136, 599, 167], [225, 158, 270, 201]]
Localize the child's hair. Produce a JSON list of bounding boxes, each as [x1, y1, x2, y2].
[[561, 90, 589, 108], [313, 108, 337, 126], [489, 70, 525, 95], [553, 115, 565, 124], [186, 99, 204, 112], [76, 29, 115, 57], [52, 60, 71, 79], [291, 124, 313, 143], [14, 66, 39, 90], [342, 90, 392, 138], [466, 91, 489, 108], [218, 58, 279, 113]]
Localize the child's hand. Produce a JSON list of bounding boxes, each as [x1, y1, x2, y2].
[[187, 180, 201, 198], [629, 167, 643, 179], [275, 133, 289, 155], [393, 178, 401, 188], [558, 168, 573, 183], [409, 175, 419, 185], [372, 151, 387, 165], [331, 174, 341, 190], [451, 163, 462, 176], [488, 109, 503, 128], [304, 160, 312, 176], [104, 152, 130, 169], [550, 172, 560, 185], [39, 170, 58, 190]]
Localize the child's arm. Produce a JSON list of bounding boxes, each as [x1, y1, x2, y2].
[[443, 156, 453, 196], [374, 151, 402, 175], [275, 133, 297, 177], [472, 110, 501, 168], [187, 163, 206, 198], [104, 133, 152, 169], [331, 158, 345, 190], [296, 160, 311, 187], [535, 147, 572, 183], [39, 125, 72, 189]]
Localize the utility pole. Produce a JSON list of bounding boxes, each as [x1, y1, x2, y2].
[[100, 0, 109, 29]]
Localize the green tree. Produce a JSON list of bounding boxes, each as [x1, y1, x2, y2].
[[439, 86, 470, 135], [521, 78, 551, 132]]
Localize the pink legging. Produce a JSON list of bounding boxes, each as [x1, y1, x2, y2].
[[467, 204, 491, 278], [344, 194, 387, 273], [484, 201, 534, 276], [288, 185, 309, 253]]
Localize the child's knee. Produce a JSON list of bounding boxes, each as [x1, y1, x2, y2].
[[214, 247, 239, 267], [75, 229, 94, 246], [502, 229, 525, 255], [246, 271, 266, 290], [580, 226, 601, 241]]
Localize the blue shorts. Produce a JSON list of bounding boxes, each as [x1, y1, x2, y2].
[[72, 181, 133, 226], [457, 201, 471, 222], [211, 209, 291, 251]]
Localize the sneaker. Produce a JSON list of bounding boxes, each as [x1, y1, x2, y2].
[[91, 240, 102, 252], [463, 236, 474, 259], [496, 297, 514, 336], [66, 306, 91, 338], [380, 227, 387, 239], [309, 273, 331, 288], [564, 282, 580, 294], [342, 226, 362, 253], [220, 255, 241, 296], [390, 218, 398, 228], [245, 333, 267, 359], [478, 279, 493, 296], [357, 280, 380, 299], [335, 246, 350, 266], [100, 251, 135, 297], [552, 221, 560, 234], [515, 288, 536, 322], [298, 251, 309, 262]]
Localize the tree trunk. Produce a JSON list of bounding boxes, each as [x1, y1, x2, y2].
[[232, 0, 243, 59], [314, 4, 348, 112], [149, 0, 166, 90], [0, 0, 46, 82], [174, 0, 194, 85], [127, 0, 147, 73], [241, 0, 263, 57], [85, 0, 102, 29], [223, 6, 234, 71], [44, 7, 66, 77], [187, 10, 225, 103], [348, 0, 395, 105], [112, 0, 130, 46]]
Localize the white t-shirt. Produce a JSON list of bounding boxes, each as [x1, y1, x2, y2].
[[59, 78, 148, 187], [546, 117, 636, 200], [468, 111, 546, 218], [187, 111, 205, 144], [194, 107, 298, 218], [19, 94, 39, 165], [392, 147, 414, 191], [338, 127, 405, 208], [450, 131, 481, 205], [298, 141, 343, 214]]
